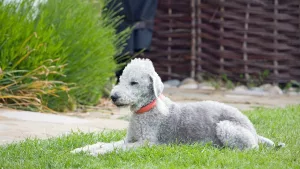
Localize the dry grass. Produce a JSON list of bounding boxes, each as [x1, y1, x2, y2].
[[0, 57, 71, 112]]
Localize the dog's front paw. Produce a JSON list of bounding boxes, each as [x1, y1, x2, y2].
[[70, 147, 85, 154], [89, 149, 109, 156], [88, 143, 115, 156], [71, 142, 106, 154]]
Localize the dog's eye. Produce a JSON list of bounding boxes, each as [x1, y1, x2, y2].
[[130, 81, 138, 86]]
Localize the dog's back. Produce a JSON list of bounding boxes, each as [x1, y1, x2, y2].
[[158, 100, 257, 146]]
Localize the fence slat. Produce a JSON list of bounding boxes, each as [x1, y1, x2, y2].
[[143, 0, 300, 83]]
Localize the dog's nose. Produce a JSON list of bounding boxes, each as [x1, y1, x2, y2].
[[110, 94, 119, 102]]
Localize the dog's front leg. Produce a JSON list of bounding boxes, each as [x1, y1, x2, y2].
[[71, 141, 107, 154], [89, 140, 153, 156], [71, 139, 126, 155]]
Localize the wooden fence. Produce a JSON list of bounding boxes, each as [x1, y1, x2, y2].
[[144, 0, 300, 83]]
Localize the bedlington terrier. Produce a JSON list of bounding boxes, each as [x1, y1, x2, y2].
[[71, 58, 278, 156]]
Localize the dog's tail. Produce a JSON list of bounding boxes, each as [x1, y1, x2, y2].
[[258, 135, 274, 147], [258, 135, 285, 148]]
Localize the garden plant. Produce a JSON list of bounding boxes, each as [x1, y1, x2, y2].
[[0, 0, 128, 112]]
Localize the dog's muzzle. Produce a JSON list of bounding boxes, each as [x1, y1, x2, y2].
[[110, 93, 127, 107], [110, 93, 119, 102]]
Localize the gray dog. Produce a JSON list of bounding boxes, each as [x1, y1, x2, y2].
[[71, 58, 279, 156]]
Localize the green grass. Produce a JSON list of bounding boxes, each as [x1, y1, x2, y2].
[[1, 105, 300, 169]]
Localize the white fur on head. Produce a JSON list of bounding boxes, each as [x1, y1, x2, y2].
[[127, 58, 164, 98], [124, 58, 164, 98]]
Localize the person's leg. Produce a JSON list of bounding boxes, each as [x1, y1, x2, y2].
[[109, 0, 158, 82]]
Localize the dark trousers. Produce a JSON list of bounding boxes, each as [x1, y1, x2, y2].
[[109, 0, 158, 80]]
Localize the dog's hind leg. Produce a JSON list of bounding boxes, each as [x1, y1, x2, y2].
[[216, 120, 258, 150]]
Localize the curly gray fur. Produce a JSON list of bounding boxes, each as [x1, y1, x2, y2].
[[71, 58, 277, 156]]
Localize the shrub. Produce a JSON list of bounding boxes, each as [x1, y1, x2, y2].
[[0, 0, 128, 111], [0, 0, 70, 111], [36, 0, 128, 106], [0, 34, 71, 112]]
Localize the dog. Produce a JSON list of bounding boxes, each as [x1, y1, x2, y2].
[[71, 58, 280, 156]]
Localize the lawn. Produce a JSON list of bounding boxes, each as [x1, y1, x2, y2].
[[0, 105, 300, 169]]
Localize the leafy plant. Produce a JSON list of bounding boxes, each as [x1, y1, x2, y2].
[[0, 0, 129, 111], [284, 80, 300, 92], [221, 74, 235, 89], [0, 36, 72, 112], [246, 70, 270, 88], [34, 0, 129, 107]]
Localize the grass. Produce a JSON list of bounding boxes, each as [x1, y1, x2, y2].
[[0, 32, 71, 112], [1, 105, 300, 169], [0, 59, 71, 112]]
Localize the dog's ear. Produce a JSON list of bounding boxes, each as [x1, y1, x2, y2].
[[149, 72, 164, 98]]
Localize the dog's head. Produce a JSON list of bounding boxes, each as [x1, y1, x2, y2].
[[110, 58, 164, 109]]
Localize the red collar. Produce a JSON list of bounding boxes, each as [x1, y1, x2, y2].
[[136, 95, 163, 114]]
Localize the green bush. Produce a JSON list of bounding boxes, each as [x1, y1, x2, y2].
[[0, 58, 72, 112], [37, 0, 128, 106], [0, 0, 128, 111], [0, 0, 69, 112]]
